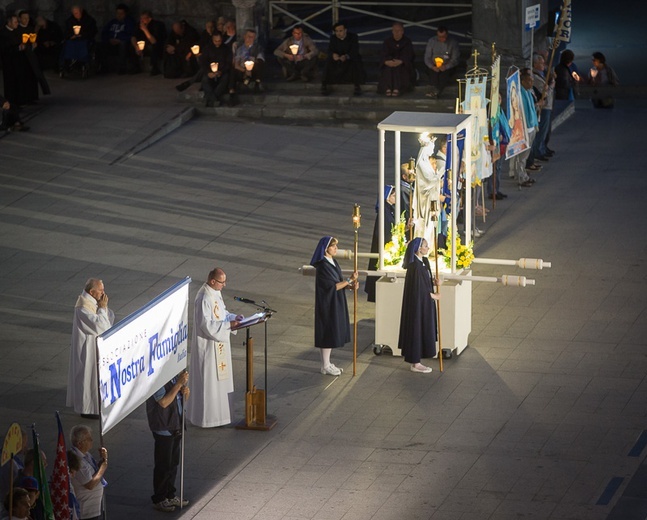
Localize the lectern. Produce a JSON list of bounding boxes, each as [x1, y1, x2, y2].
[[233, 311, 277, 431]]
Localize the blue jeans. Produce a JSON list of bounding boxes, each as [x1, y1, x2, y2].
[[532, 109, 552, 158]]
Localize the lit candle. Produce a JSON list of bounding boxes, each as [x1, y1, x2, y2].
[[137, 40, 145, 51], [289, 44, 299, 55], [244, 60, 254, 71], [434, 57, 444, 67], [29, 33, 37, 44], [191, 45, 200, 55], [73, 25, 81, 35], [22, 33, 29, 44], [210, 62, 218, 72]]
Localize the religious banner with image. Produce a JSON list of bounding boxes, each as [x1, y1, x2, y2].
[[505, 70, 529, 159], [462, 75, 490, 180]]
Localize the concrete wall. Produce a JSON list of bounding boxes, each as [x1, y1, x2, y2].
[[471, 0, 550, 70], [1, 0, 235, 33]]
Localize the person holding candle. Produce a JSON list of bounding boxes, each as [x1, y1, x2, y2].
[[200, 32, 231, 107], [163, 20, 199, 79], [60, 5, 97, 77], [230, 28, 266, 96], [273, 25, 319, 82], [135, 10, 166, 76], [587, 52, 619, 109], [554, 49, 579, 101], [423, 26, 459, 99]]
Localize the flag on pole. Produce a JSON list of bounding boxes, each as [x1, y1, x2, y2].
[[31, 425, 55, 520], [555, 0, 572, 43], [51, 413, 73, 520]]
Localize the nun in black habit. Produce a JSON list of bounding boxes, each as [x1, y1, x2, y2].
[[365, 185, 396, 302], [311, 236, 357, 376], [398, 237, 440, 373]]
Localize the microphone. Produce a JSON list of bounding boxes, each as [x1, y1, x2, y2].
[[260, 300, 278, 313], [234, 296, 256, 304]]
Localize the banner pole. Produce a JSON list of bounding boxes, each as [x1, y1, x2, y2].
[[180, 395, 185, 510], [8, 453, 14, 519], [96, 338, 104, 448]]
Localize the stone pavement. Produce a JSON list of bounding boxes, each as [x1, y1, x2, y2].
[[1, 71, 646, 520]]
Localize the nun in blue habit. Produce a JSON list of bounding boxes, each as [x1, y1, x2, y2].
[[365, 185, 396, 302], [310, 236, 357, 376], [397, 237, 440, 373]]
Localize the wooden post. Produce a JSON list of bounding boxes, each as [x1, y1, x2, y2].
[[433, 230, 444, 372]]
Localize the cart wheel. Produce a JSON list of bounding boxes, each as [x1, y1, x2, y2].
[[373, 345, 383, 356], [442, 348, 452, 359]]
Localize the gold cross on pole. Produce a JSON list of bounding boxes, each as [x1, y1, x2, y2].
[[472, 49, 480, 69]]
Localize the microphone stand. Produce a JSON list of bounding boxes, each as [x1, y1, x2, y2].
[[234, 297, 277, 429]]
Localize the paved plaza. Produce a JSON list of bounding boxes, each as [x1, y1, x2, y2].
[[1, 71, 646, 520]]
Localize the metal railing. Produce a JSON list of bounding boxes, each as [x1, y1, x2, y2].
[[269, 1, 472, 46]]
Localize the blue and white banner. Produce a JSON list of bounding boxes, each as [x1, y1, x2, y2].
[[98, 277, 191, 434], [462, 76, 490, 180], [555, 0, 572, 43]]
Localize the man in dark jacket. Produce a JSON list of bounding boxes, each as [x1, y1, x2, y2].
[[321, 22, 365, 96], [200, 32, 232, 106]]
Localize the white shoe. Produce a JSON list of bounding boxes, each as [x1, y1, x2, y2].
[[410, 364, 432, 373], [321, 364, 341, 376], [329, 363, 344, 373]]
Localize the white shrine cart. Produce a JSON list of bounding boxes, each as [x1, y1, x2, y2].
[[374, 112, 474, 358]]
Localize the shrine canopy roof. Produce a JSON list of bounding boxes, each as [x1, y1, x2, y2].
[[377, 112, 473, 135]]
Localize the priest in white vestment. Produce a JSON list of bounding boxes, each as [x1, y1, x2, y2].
[[187, 268, 242, 428], [67, 278, 115, 417]]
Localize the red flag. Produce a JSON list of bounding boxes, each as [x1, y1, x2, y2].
[[51, 413, 71, 520]]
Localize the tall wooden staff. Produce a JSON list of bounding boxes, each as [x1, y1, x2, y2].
[[407, 158, 415, 240], [431, 201, 444, 372], [490, 42, 498, 210], [541, 0, 569, 105], [352, 204, 361, 376]]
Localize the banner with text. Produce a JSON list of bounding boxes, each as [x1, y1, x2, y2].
[[98, 277, 191, 434]]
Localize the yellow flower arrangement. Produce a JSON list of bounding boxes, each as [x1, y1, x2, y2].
[[382, 214, 408, 266], [439, 228, 474, 269]]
